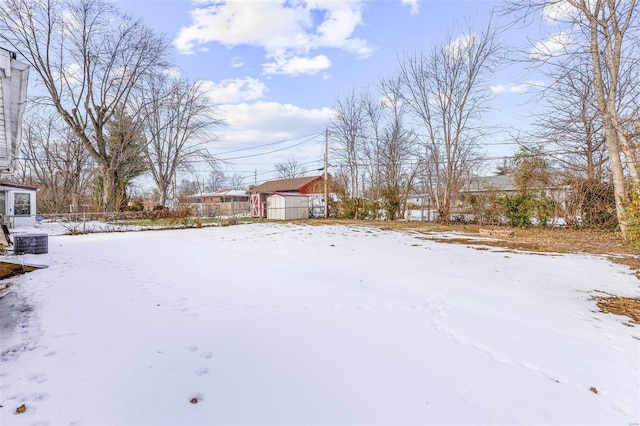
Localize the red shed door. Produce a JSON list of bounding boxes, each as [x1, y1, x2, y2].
[[250, 193, 264, 217]]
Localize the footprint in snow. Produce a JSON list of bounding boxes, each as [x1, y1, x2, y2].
[[195, 367, 209, 376], [27, 374, 47, 384]]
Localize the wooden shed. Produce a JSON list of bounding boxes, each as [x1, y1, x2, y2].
[[266, 193, 309, 220], [249, 176, 325, 218]]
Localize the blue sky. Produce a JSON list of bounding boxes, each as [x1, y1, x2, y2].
[[114, 0, 555, 187]]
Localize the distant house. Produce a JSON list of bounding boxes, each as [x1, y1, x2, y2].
[[404, 192, 436, 222], [460, 174, 518, 196], [0, 182, 38, 228], [142, 201, 162, 211], [248, 176, 327, 218], [461, 174, 569, 201], [181, 189, 249, 217], [459, 173, 572, 221]]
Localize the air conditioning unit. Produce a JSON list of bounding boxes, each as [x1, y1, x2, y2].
[[14, 233, 48, 254]]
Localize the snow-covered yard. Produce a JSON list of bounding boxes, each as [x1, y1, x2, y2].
[[1, 223, 639, 425]]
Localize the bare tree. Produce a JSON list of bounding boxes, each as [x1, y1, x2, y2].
[[329, 88, 367, 218], [178, 177, 200, 198], [206, 169, 226, 192], [504, 0, 640, 233], [19, 111, 94, 213], [397, 20, 501, 221], [227, 173, 246, 190], [0, 0, 169, 211], [274, 158, 307, 180], [360, 88, 385, 205], [375, 77, 422, 220], [139, 75, 224, 206], [535, 58, 609, 181]]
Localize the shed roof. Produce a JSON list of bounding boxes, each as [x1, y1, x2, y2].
[[0, 181, 38, 191], [462, 174, 517, 193], [215, 189, 249, 197], [249, 176, 322, 193], [266, 192, 309, 198], [185, 189, 248, 199]]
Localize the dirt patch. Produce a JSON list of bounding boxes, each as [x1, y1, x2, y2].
[[594, 295, 640, 326], [0, 262, 39, 281]]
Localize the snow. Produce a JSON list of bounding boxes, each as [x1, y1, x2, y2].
[[1, 223, 639, 425]]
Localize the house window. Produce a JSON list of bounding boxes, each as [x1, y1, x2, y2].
[[14, 193, 31, 216], [0, 192, 5, 216]]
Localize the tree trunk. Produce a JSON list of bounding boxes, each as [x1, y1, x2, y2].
[[101, 166, 118, 212], [159, 183, 168, 208], [604, 122, 629, 233], [588, 18, 629, 233]]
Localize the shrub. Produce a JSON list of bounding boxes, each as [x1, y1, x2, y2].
[[534, 196, 556, 228], [465, 192, 503, 225], [497, 193, 535, 228], [382, 188, 402, 221], [335, 193, 379, 220], [579, 180, 616, 229], [625, 187, 640, 250]]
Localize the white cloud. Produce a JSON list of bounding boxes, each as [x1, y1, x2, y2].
[[531, 32, 571, 59], [230, 56, 245, 68], [490, 81, 545, 94], [311, 1, 372, 56], [263, 54, 331, 76], [221, 101, 332, 132], [448, 33, 476, 59], [401, 0, 419, 15], [200, 77, 267, 104], [209, 101, 333, 166], [542, 0, 591, 22], [162, 67, 182, 79], [174, 1, 307, 54], [508, 84, 532, 94], [380, 92, 400, 108], [173, 0, 372, 76], [62, 63, 82, 83], [52, 62, 82, 86]]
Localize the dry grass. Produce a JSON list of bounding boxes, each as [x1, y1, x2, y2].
[[594, 295, 640, 326]]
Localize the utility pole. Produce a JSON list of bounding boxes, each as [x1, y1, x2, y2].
[[324, 128, 329, 219]]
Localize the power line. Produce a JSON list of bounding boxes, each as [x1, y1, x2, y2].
[[212, 132, 323, 156], [219, 133, 322, 161]]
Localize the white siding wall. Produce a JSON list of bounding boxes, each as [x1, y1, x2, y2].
[[0, 48, 29, 172], [284, 196, 309, 220], [0, 79, 7, 167], [266, 194, 310, 220], [266, 195, 286, 220]]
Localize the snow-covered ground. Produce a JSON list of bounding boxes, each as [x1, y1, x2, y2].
[[1, 223, 639, 425]]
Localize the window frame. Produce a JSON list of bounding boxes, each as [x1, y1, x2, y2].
[[14, 192, 31, 216]]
